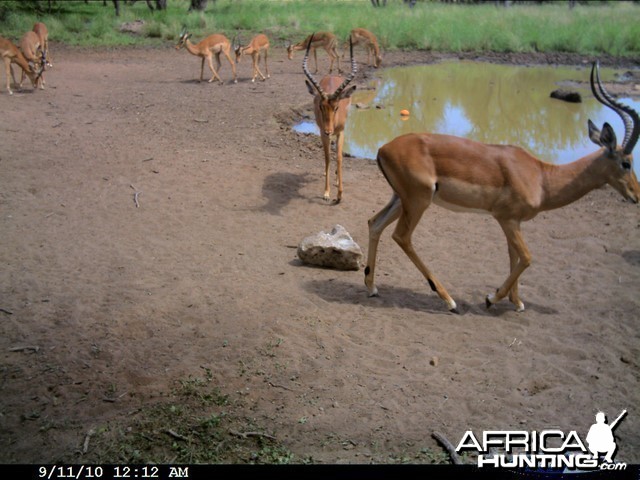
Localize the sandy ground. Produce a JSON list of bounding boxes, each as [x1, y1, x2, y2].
[[1, 44, 639, 464]]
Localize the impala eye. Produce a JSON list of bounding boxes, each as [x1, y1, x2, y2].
[[622, 161, 631, 170]]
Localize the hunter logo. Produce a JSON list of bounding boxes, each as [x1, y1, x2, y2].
[[586, 410, 627, 463], [455, 409, 628, 470]]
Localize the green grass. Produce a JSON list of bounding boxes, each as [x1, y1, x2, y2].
[[1, 0, 638, 55]]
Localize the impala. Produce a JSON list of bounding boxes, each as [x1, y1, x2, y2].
[[343, 28, 382, 68], [19, 31, 45, 89], [33, 22, 52, 69], [364, 62, 639, 313], [0, 36, 43, 95], [235, 33, 270, 82], [288, 31, 341, 74], [175, 28, 237, 84], [303, 34, 357, 203]]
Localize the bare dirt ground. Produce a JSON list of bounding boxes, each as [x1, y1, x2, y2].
[[1, 44, 639, 465]]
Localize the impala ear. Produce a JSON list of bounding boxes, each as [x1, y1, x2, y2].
[[588, 120, 617, 151], [600, 122, 617, 152], [337, 85, 357, 100]]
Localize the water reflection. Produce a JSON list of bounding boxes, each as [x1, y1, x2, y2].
[[301, 61, 640, 174]]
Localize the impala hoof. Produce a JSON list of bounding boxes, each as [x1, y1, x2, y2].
[[515, 302, 525, 313], [447, 299, 459, 314], [485, 294, 495, 309], [367, 287, 379, 298]]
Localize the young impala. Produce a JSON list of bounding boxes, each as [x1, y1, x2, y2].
[[365, 62, 639, 313], [0, 36, 43, 95], [343, 28, 382, 68], [19, 30, 45, 89], [288, 31, 341, 74], [33, 22, 52, 69], [303, 34, 358, 203], [175, 28, 237, 84], [235, 33, 270, 82]]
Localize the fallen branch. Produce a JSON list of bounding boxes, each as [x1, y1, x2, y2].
[[165, 429, 189, 442], [9, 345, 40, 353], [130, 184, 141, 208], [0, 308, 14, 315], [432, 430, 464, 465], [229, 429, 276, 441], [83, 428, 95, 454], [267, 380, 301, 393]]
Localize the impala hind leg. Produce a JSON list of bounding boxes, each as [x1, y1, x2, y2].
[[335, 131, 345, 203], [486, 219, 530, 312], [206, 55, 223, 84], [365, 194, 402, 297], [392, 199, 458, 313], [252, 53, 266, 82], [321, 133, 332, 201], [222, 50, 237, 83]]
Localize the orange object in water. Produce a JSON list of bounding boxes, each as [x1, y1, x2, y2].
[[400, 109, 410, 116]]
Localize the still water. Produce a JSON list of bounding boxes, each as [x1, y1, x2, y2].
[[295, 61, 640, 175]]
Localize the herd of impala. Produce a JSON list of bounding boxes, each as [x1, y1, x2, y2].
[[2, 23, 638, 313]]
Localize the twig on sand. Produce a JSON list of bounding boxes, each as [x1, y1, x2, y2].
[[165, 429, 189, 442], [130, 184, 141, 208], [229, 429, 276, 441], [0, 307, 13, 315], [83, 428, 95, 454], [9, 345, 40, 353], [432, 430, 464, 465]]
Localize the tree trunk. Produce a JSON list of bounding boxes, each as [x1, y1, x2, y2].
[[189, 0, 208, 11]]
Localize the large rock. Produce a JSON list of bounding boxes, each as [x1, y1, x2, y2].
[[550, 89, 582, 103], [297, 225, 363, 271]]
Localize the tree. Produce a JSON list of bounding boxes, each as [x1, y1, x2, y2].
[[189, 0, 209, 11]]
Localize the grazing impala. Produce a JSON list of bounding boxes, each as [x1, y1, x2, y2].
[[235, 33, 270, 82], [343, 28, 382, 68], [0, 36, 43, 95], [365, 62, 639, 313], [33, 22, 52, 69], [288, 31, 341, 74], [303, 34, 358, 203], [175, 28, 237, 84], [19, 31, 45, 89]]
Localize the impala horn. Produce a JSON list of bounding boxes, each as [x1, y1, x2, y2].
[[302, 33, 325, 97], [591, 61, 640, 155], [302, 33, 357, 101], [331, 36, 357, 100]]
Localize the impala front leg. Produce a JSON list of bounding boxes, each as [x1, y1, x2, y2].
[[365, 194, 402, 297], [486, 220, 530, 312], [4, 58, 13, 94]]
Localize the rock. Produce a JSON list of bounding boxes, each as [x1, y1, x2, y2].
[[550, 89, 582, 103], [297, 225, 363, 271]]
